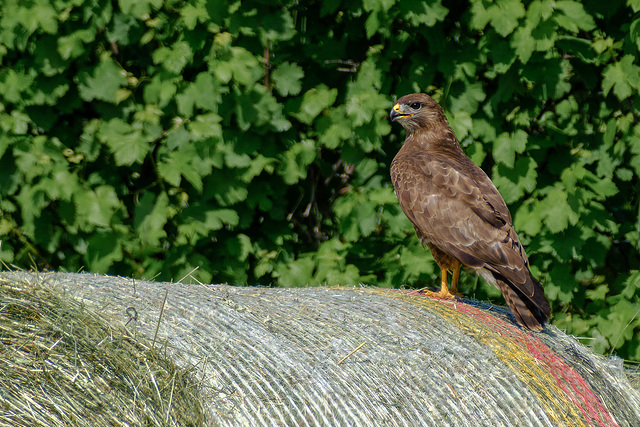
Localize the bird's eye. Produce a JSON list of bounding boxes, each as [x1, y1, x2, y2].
[[410, 102, 422, 110]]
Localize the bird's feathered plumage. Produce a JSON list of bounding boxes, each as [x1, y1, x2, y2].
[[389, 93, 550, 330]]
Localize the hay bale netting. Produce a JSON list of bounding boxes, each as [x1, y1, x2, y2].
[[0, 272, 638, 426], [0, 272, 207, 427]]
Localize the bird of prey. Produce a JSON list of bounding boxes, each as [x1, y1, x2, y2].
[[389, 93, 550, 330]]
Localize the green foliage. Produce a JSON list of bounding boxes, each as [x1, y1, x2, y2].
[[0, 0, 639, 362]]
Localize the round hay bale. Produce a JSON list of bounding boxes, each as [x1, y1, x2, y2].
[[0, 273, 207, 426], [0, 271, 638, 426]]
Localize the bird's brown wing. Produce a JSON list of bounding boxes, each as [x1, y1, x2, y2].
[[391, 152, 536, 297]]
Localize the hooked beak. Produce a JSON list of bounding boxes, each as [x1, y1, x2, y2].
[[389, 103, 412, 121]]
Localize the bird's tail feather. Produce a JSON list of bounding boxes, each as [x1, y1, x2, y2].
[[494, 274, 550, 331]]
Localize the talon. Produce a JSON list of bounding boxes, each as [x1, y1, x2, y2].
[[424, 289, 459, 300], [419, 261, 463, 300]]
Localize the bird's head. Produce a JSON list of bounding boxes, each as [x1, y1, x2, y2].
[[389, 93, 447, 133]]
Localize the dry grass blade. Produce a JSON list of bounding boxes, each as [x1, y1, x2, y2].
[[0, 276, 206, 426]]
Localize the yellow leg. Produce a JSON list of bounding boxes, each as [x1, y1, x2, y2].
[[450, 262, 461, 295], [422, 261, 462, 300]]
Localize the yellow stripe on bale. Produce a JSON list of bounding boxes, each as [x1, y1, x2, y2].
[[374, 289, 616, 427]]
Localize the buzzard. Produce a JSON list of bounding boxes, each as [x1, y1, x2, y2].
[[389, 93, 550, 330]]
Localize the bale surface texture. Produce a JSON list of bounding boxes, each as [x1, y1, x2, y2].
[[1, 271, 638, 426]]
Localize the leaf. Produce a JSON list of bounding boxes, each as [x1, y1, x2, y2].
[[0, 69, 33, 104], [17, 1, 58, 35], [466, 142, 487, 166], [602, 55, 640, 100], [363, 0, 394, 13], [75, 186, 122, 229], [556, 36, 597, 63], [621, 271, 640, 299], [226, 234, 252, 262], [362, 0, 394, 37], [272, 62, 304, 97], [549, 224, 587, 260], [546, 263, 577, 303], [615, 167, 633, 181], [511, 26, 535, 63], [448, 82, 486, 114], [470, 0, 525, 36], [134, 192, 170, 247], [399, 242, 436, 279], [334, 193, 379, 242], [599, 299, 639, 347], [292, 85, 338, 125], [278, 140, 317, 184], [447, 110, 473, 141], [555, 96, 579, 120], [84, 232, 123, 272], [486, 36, 516, 73], [400, 0, 449, 27], [260, 8, 296, 42], [314, 238, 362, 285], [368, 185, 398, 205], [97, 119, 151, 166], [554, 1, 596, 32], [118, 0, 163, 18], [77, 119, 102, 162], [345, 59, 390, 126], [163, 126, 189, 152], [58, 29, 96, 60], [176, 72, 225, 115], [583, 170, 618, 197], [234, 88, 290, 131], [346, 89, 390, 127], [157, 148, 206, 192], [514, 201, 542, 236], [316, 106, 353, 149], [275, 256, 315, 287], [526, 0, 555, 26], [180, 3, 210, 30], [240, 154, 277, 182], [176, 206, 239, 245], [78, 60, 127, 103], [595, 150, 616, 179], [152, 41, 194, 74], [581, 234, 611, 267], [143, 72, 178, 108], [470, 118, 497, 143], [539, 185, 579, 233], [208, 172, 249, 206], [492, 130, 527, 167], [491, 157, 538, 204], [223, 149, 251, 169], [212, 47, 261, 86], [107, 13, 141, 45], [631, 17, 640, 52], [521, 57, 572, 100], [364, 10, 381, 38], [188, 113, 223, 139], [585, 284, 609, 301]]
